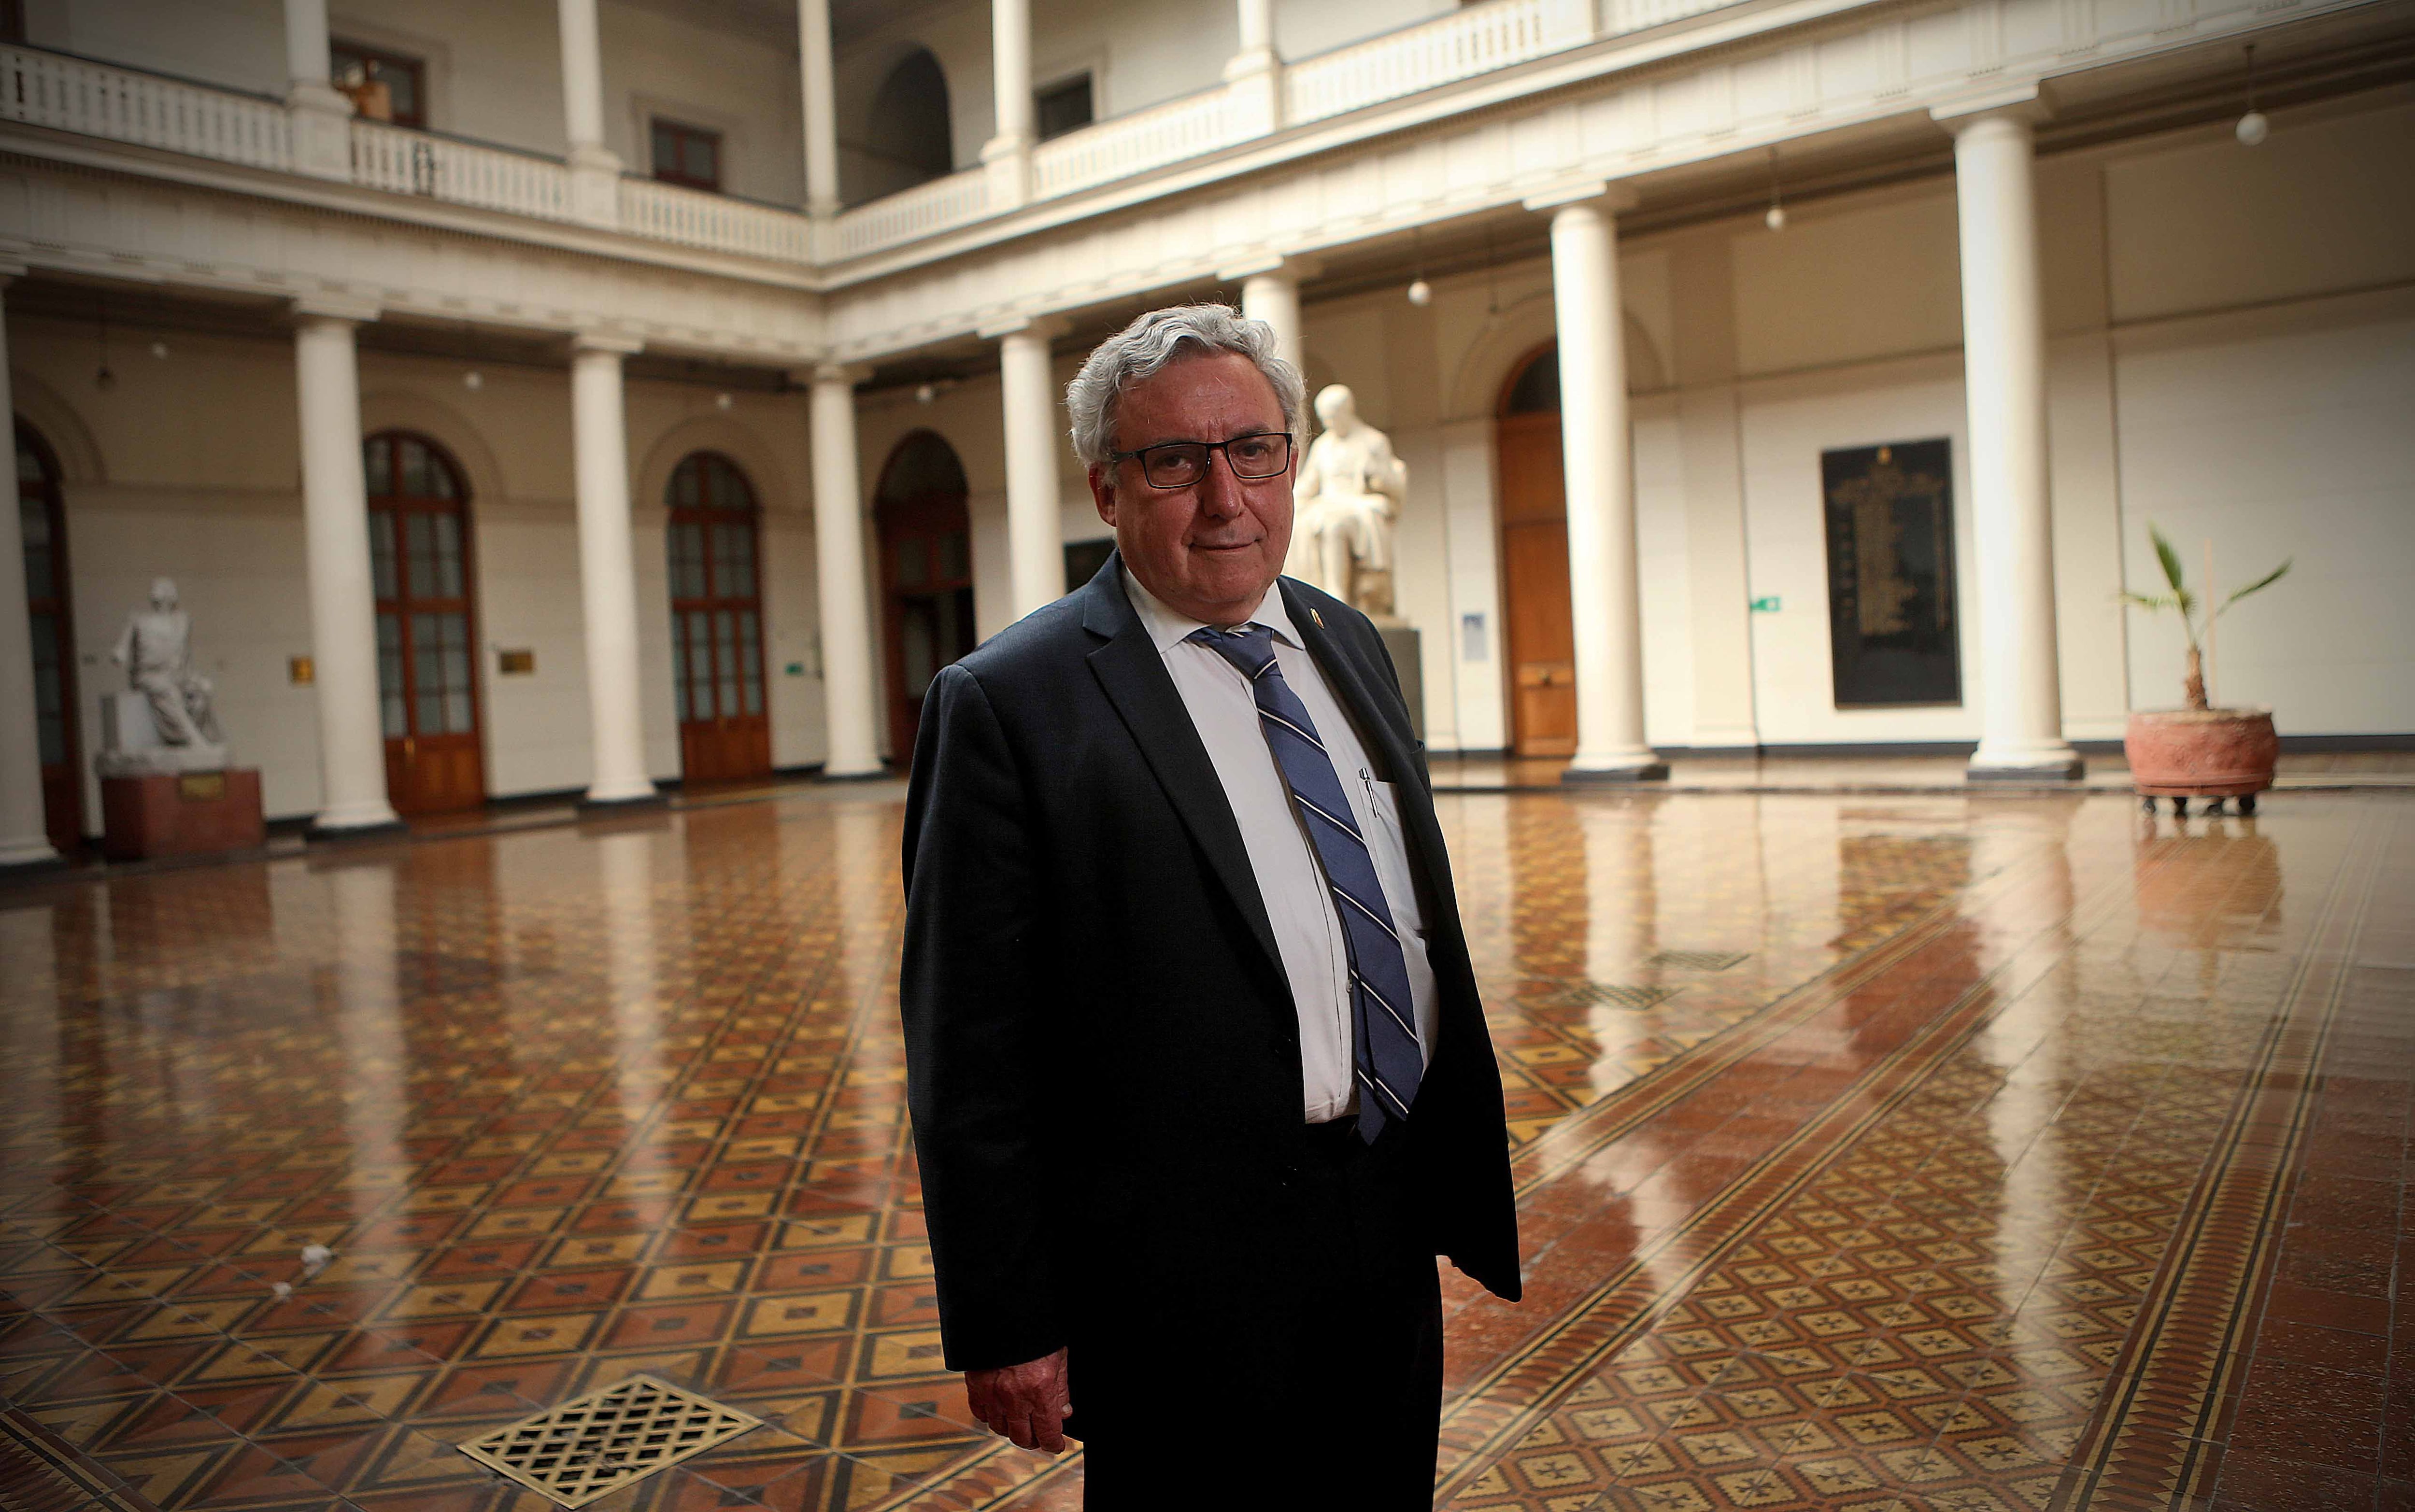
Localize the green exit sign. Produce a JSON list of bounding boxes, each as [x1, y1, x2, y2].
[[1750, 595, 1782, 613]]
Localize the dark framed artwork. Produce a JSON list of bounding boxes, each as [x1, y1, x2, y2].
[[1820, 438, 1961, 708]]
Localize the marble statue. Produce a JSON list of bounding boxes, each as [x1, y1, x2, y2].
[[97, 577, 230, 777], [1288, 385, 1407, 623]]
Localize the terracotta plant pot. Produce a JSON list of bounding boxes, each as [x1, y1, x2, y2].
[[2124, 708, 2278, 798]]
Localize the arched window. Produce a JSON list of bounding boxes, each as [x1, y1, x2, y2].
[[875, 431, 973, 758], [666, 452, 769, 784], [852, 48, 953, 204], [16, 422, 80, 851], [366, 431, 484, 813]]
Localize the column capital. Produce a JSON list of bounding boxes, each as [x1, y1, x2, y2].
[[1217, 253, 1322, 284], [290, 291, 382, 325], [797, 362, 873, 388], [1930, 81, 2049, 132], [568, 329, 645, 358], [978, 312, 1070, 342], [1522, 179, 1638, 215]]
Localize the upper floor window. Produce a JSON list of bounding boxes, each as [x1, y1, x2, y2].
[[1036, 74, 1094, 141], [651, 118, 723, 192], [0, 0, 24, 44], [331, 41, 426, 129]]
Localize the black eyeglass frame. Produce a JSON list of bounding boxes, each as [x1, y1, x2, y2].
[[1108, 432, 1295, 490]]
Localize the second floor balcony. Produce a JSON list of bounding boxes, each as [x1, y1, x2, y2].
[[0, 0, 1757, 275]]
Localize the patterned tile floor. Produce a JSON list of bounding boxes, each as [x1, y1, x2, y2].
[[0, 786, 2407, 1511]]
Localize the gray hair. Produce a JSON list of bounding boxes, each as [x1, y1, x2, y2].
[[1065, 304, 1306, 472]]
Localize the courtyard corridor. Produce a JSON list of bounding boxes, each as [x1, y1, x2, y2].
[[0, 787, 2408, 1511]]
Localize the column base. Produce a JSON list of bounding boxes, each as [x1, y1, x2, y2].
[[818, 764, 893, 783], [1967, 757, 2087, 783], [1562, 760, 1671, 784], [0, 847, 69, 878], [578, 788, 669, 813], [306, 817, 409, 844]]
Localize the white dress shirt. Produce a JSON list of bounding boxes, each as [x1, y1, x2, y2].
[[1123, 570, 1440, 1123]]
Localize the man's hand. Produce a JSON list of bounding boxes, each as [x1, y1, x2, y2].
[[965, 1347, 1072, 1454]]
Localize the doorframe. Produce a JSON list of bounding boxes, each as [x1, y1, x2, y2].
[[364, 428, 486, 815], [871, 429, 974, 761], [15, 420, 82, 848], [664, 448, 772, 784], [1494, 342, 1573, 758]]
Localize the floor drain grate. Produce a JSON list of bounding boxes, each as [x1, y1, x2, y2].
[[1647, 950, 1750, 971], [456, 1375, 761, 1508]]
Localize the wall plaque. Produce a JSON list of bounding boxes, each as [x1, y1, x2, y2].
[[1820, 438, 1961, 707]]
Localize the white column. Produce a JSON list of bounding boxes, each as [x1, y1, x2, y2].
[[568, 333, 659, 806], [281, 0, 352, 181], [1533, 184, 1663, 781], [994, 316, 1070, 620], [1233, 257, 1317, 377], [293, 298, 404, 835], [1223, 0, 1282, 132], [0, 277, 61, 869], [556, 0, 622, 226], [981, 0, 1034, 207], [1939, 103, 2081, 779], [808, 366, 883, 777], [796, 0, 840, 218]]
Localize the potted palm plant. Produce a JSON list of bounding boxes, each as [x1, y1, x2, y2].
[[2121, 523, 2290, 815]]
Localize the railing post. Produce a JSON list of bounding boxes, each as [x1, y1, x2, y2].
[[1224, 0, 1284, 136], [281, 0, 353, 179]]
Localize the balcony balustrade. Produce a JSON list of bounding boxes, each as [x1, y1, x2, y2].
[[0, 0, 1747, 268]]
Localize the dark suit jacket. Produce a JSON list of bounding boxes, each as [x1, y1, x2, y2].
[[899, 553, 1519, 1411]]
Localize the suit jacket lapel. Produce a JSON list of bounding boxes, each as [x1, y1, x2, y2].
[[1082, 559, 1287, 989]]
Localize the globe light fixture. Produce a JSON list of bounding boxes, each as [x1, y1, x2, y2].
[[463, 370, 484, 391], [715, 391, 735, 410], [1406, 278, 1433, 307], [1764, 203, 1788, 232], [2235, 44, 2268, 147], [1763, 146, 1787, 232], [915, 382, 938, 405]]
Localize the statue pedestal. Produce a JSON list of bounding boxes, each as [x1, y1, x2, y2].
[[100, 770, 265, 861], [1378, 625, 1423, 742]]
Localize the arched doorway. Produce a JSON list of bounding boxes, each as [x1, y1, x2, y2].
[[875, 431, 974, 759], [366, 431, 485, 814], [16, 422, 81, 851], [1496, 343, 1575, 756], [852, 48, 953, 205], [666, 452, 771, 785]]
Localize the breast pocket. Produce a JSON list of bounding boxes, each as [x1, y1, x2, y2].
[[1357, 773, 1427, 940]]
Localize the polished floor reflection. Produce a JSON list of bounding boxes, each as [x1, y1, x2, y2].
[[1, 788, 2407, 1511]]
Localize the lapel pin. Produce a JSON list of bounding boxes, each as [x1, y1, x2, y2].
[[1309, 607, 1324, 628]]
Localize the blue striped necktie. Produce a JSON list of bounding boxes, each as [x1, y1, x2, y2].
[[1190, 624, 1421, 1141]]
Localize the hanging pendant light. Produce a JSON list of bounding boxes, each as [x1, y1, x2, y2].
[[1763, 146, 1788, 231], [1406, 226, 1432, 306], [2235, 43, 2269, 145]]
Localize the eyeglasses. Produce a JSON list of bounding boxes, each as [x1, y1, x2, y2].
[[1111, 433, 1293, 490]]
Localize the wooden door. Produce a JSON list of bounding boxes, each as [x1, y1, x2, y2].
[[875, 432, 976, 761], [667, 453, 772, 785], [1498, 409, 1577, 756], [367, 433, 487, 815], [16, 424, 82, 852]]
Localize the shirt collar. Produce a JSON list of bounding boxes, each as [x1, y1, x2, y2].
[[1122, 567, 1302, 657]]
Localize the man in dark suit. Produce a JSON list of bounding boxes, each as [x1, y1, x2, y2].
[[900, 304, 1520, 1508]]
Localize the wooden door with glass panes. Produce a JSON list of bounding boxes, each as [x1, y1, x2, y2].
[[875, 433, 976, 760], [17, 423, 82, 852], [667, 453, 771, 784], [367, 433, 486, 814]]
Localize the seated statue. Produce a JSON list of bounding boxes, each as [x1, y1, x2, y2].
[[1287, 384, 1407, 623], [97, 577, 230, 777]]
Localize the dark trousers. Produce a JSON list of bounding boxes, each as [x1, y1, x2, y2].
[[1078, 1119, 1445, 1510]]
